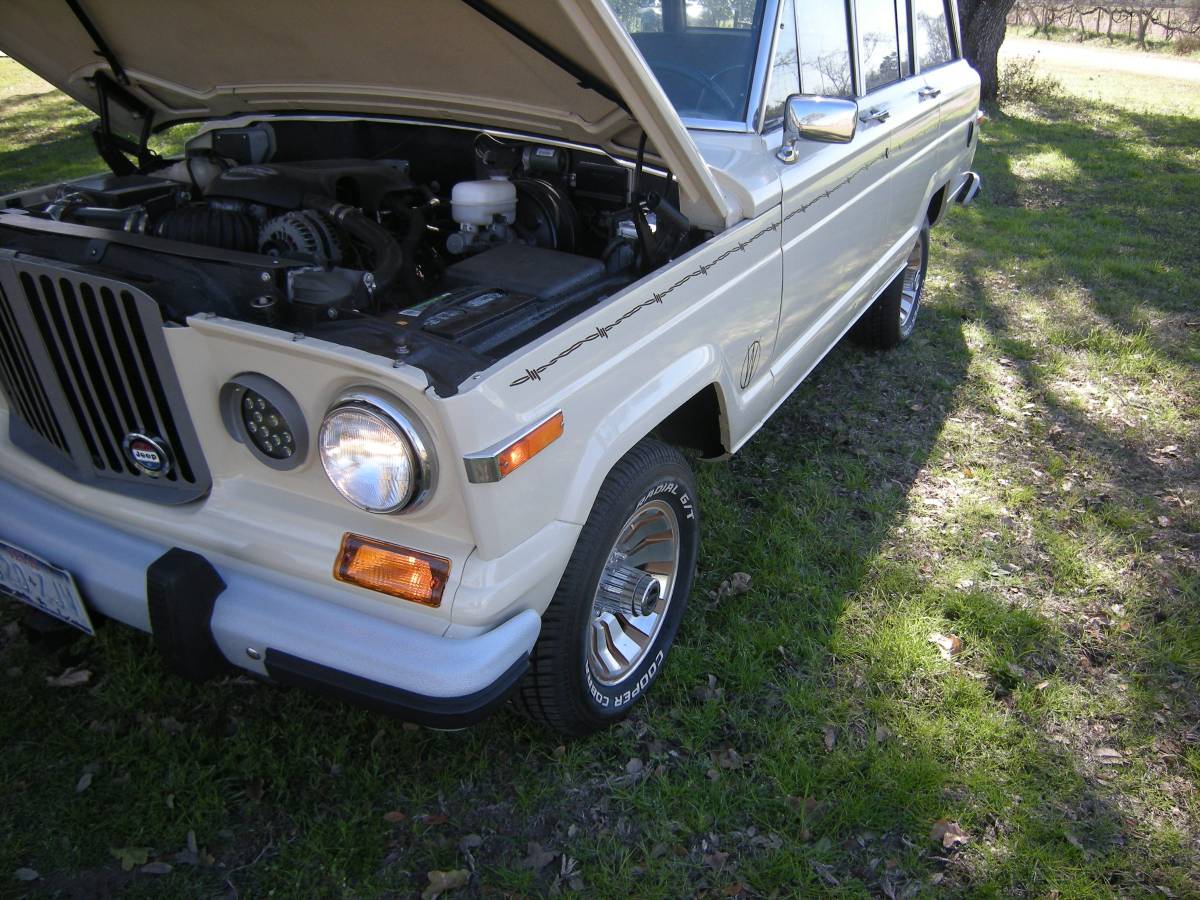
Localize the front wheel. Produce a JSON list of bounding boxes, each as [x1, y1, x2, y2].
[[516, 438, 699, 736], [852, 221, 929, 350]]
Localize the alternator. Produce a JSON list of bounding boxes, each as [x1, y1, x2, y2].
[[259, 210, 346, 267]]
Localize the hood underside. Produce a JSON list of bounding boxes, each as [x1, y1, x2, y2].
[[0, 0, 736, 229]]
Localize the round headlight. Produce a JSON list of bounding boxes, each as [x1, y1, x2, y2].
[[319, 392, 434, 513]]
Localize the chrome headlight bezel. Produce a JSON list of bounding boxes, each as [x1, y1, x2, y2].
[[318, 389, 436, 514]]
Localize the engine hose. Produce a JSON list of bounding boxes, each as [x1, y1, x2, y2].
[[303, 194, 403, 306], [384, 198, 429, 299]]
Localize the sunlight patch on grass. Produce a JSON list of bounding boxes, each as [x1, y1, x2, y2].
[[1010, 145, 1084, 183]]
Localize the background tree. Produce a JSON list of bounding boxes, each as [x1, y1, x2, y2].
[[958, 0, 1020, 101]]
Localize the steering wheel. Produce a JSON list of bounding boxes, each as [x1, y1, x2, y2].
[[649, 61, 741, 120]]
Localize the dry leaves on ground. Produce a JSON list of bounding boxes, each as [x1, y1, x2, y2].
[[46, 668, 91, 688], [521, 842, 557, 871], [422, 869, 469, 900], [823, 725, 837, 752], [110, 847, 149, 871], [928, 632, 964, 661], [929, 820, 969, 849], [709, 572, 752, 602]]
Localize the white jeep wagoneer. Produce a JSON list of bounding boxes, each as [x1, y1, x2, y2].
[[0, 0, 980, 734]]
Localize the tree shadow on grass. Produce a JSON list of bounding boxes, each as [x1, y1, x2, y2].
[[961, 93, 1200, 372], [0, 92, 96, 194]]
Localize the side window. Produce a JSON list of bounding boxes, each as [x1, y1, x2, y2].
[[912, 0, 954, 70], [857, 0, 902, 91], [796, 0, 854, 98], [763, 0, 800, 128], [896, 0, 912, 77]]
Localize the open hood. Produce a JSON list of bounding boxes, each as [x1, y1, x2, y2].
[[0, 0, 736, 229]]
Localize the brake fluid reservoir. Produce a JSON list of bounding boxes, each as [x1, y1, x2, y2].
[[450, 177, 517, 228]]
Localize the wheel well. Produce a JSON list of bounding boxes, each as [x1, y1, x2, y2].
[[651, 384, 727, 460], [927, 185, 948, 228]]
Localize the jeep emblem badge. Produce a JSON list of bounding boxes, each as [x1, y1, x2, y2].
[[123, 433, 172, 478]]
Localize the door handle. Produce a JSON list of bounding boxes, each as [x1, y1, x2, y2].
[[918, 86, 942, 100], [860, 106, 890, 123]]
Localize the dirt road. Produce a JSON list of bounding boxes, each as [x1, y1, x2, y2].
[[1002, 36, 1200, 83]]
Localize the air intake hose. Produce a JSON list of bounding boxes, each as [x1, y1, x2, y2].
[[302, 195, 404, 304]]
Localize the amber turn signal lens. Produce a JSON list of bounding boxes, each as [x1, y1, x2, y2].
[[334, 533, 450, 607], [496, 411, 564, 478]]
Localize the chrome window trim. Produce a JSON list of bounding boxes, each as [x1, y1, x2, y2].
[[848, 0, 865, 97], [749, 0, 784, 133], [681, 116, 757, 133], [946, 0, 964, 59], [899, 0, 915, 77]]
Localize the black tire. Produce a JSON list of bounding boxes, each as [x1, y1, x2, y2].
[[852, 220, 930, 350], [516, 438, 699, 736]]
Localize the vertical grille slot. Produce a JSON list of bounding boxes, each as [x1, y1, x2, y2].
[[22, 271, 113, 469], [0, 256, 211, 504], [0, 283, 68, 451]]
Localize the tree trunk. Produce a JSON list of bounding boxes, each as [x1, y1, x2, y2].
[[958, 0, 1016, 102]]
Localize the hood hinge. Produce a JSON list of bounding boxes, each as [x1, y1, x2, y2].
[[88, 71, 161, 176]]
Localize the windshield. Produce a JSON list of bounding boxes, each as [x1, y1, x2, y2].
[[607, 0, 769, 123]]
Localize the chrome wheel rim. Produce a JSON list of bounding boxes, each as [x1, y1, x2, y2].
[[587, 499, 680, 685], [899, 237, 924, 331]]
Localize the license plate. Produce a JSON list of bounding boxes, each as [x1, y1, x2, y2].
[[0, 539, 94, 635]]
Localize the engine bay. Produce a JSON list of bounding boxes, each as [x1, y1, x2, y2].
[[0, 120, 698, 395]]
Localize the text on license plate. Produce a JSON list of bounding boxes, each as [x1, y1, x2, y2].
[[0, 539, 95, 635]]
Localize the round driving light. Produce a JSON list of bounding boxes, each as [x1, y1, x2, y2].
[[318, 391, 434, 514], [219, 374, 308, 470]]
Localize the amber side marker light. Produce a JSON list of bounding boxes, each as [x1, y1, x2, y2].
[[463, 410, 564, 484], [334, 533, 450, 607]]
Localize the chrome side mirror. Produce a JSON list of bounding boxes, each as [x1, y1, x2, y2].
[[777, 95, 859, 163]]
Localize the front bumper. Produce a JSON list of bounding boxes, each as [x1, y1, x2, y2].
[[0, 475, 540, 727]]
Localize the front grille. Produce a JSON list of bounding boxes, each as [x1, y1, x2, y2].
[[0, 253, 211, 504]]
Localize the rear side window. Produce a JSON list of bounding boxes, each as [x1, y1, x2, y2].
[[857, 0, 902, 91], [912, 0, 954, 69], [796, 0, 854, 97]]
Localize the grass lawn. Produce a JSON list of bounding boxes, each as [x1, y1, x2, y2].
[[1, 51, 1198, 899], [1006, 23, 1200, 60]]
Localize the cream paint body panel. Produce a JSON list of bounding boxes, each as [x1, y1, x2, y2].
[[924, 61, 982, 173], [692, 131, 785, 220], [439, 207, 785, 563], [870, 76, 946, 247], [773, 114, 893, 370]]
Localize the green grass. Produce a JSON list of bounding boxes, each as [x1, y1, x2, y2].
[[2, 51, 1199, 898], [1007, 23, 1200, 60]]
